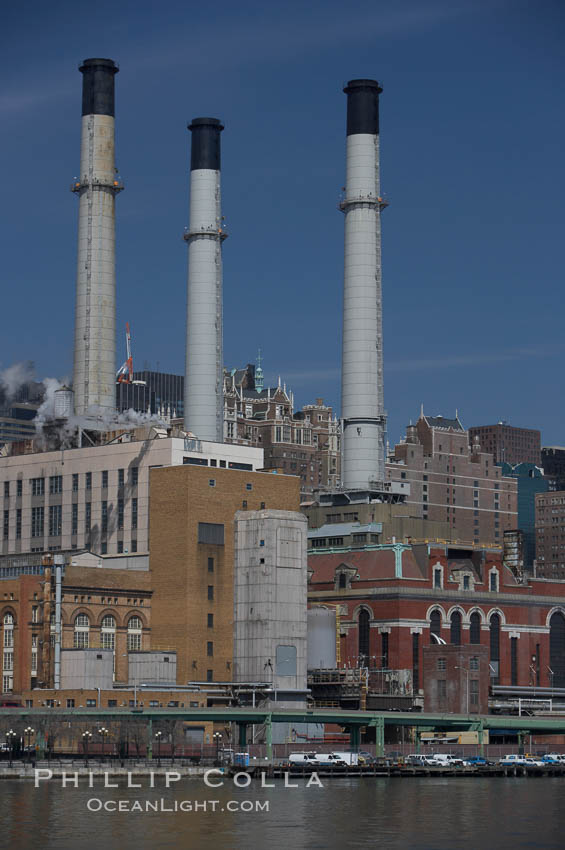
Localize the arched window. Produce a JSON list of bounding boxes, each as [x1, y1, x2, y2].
[[450, 611, 462, 645], [358, 610, 370, 664], [469, 612, 481, 644], [430, 610, 442, 644], [549, 611, 565, 688], [74, 613, 89, 648], [489, 614, 500, 684], [127, 616, 142, 651], [2, 613, 14, 693], [101, 615, 116, 650]]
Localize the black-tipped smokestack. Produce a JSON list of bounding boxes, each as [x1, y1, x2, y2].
[[344, 79, 382, 136], [188, 117, 224, 171], [79, 58, 118, 117]]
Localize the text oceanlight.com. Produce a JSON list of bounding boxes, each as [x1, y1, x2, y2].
[[86, 798, 270, 813]]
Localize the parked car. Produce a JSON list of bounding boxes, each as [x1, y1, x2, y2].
[[405, 755, 440, 767], [312, 753, 347, 767], [463, 756, 491, 767], [541, 755, 560, 764], [499, 755, 528, 765], [288, 752, 318, 766], [544, 753, 565, 763], [431, 753, 465, 767], [524, 757, 545, 767]]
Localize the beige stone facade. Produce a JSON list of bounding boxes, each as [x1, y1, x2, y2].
[[149, 464, 300, 685]]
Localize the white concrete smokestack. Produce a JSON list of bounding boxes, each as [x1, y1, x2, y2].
[[72, 58, 122, 415], [340, 79, 386, 489], [183, 118, 226, 442]]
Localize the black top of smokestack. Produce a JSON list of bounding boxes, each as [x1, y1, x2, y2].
[[344, 79, 382, 136], [188, 117, 224, 171], [79, 58, 118, 117]]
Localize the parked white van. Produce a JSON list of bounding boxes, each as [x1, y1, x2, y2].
[[406, 755, 440, 767], [431, 753, 464, 766], [288, 752, 318, 766]]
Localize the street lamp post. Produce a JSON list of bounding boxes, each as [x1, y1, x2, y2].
[[98, 727, 109, 761], [213, 732, 222, 765], [155, 731, 163, 767], [82, 731, 92, 767], [6, 729, 17, 768], [24, 727, 34, 764]]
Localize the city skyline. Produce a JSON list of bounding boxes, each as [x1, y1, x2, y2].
[[1, 0, 564, 447]]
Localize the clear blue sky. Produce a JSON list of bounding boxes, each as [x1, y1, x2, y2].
[[1, 0, 563, 446]]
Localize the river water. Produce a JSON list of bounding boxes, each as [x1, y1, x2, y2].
[[1, 775, 564, 849]]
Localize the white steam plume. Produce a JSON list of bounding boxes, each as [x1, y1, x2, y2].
[[0, 361, 36, 399]]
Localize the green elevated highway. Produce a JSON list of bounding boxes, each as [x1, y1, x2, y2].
[[2, 707, 565, 759]]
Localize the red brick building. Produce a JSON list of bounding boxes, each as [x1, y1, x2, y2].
[[535, 490, 565, 579], [468, 422, 541, 467], [387, 412, 518, 547], [308, 542, 565, 696]]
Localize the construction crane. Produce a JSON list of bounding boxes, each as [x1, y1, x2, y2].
[[116, 322, 133, 384]]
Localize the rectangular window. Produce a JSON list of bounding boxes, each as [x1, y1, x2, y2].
[[490, 572, 497, 591], [16, 509, 21, 539], [208, 586, 214, 601], [208, 557, 214, 573], [118, 498, 124, 530], [438, 679, 447, 701], [117, 541, 123, 554], [511, 637, 518, 686], [207, 613, 214, 628], [131, 467, 139, 486], [85, 472, 92, 490], [381, 632, 389, 668], [131, 540, 137, 553], [207, 641, 213, 657], [31, 477, 45, 496], [86, 699, 96, 707], [49, 475, 63, 494], [72, 473, 79, 492], [470, 656, 479, 671], [66, 698, 75, 708], [49, 504, 62, 536], [4, 481, 9, 498], [101, 501, 108, 533], [17, 480, 22, 497], [198, 522, 225, 545], [118, 468, 124, 487], [71, 502, 78, 535], [412, 632, 420, 692], [437, 658, 446, 671], [102, 470, 108, 489], [85, 502, 91, 533], [101, 542, 107, 555], [108, 699, 118, 708], [131, 498, 138, 530], [434, 569, 441, 589], [3, 510, 8, 540], [31, 506, 44, 538], [207, 670, 213, 682], [470, 679, 479, 706]]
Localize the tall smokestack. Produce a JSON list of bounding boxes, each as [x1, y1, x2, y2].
[[72, 58, 122, 415], [340, 79, 386, 490], [184, 117, 226, 441]]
